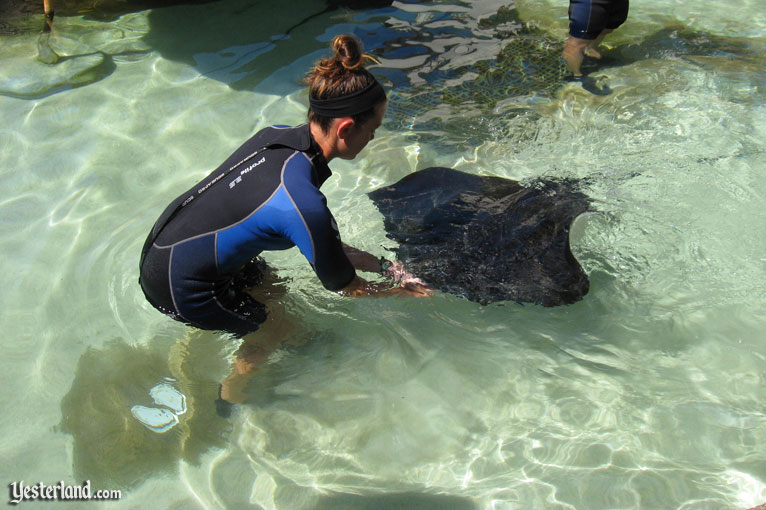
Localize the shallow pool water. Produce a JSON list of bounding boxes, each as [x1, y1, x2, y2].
[[1, 0, 765, 508]]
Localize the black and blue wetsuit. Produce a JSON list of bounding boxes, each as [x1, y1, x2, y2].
[[139, 124, 356, 336], [569, 0, 629, 40]]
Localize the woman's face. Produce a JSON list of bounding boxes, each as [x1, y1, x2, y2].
[[338, 101, 387, 160]]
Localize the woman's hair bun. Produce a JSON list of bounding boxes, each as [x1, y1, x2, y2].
[[332, 34, 365, 70], [305, 34, 383, 130]]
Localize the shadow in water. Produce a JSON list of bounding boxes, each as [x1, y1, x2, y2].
[[0, 0, 394, 99], [1, 0, 392, 27], [58, 332, 232, 491], [141, 0, 394, 95], [3, 0, 763, 126], [313, 491, 477, 510], [608, 23, 758, 63]]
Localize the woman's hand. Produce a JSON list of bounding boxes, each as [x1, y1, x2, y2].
[[381, 260, 431, 296], [382, 260, 410, 283], [338, 273, 433, 298], [396, 279, 433, 297]]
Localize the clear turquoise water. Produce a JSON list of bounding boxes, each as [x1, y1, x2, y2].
[[1, 0, 765, 508]]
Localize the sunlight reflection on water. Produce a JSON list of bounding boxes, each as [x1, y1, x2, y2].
[[1, 0, 765, 508]]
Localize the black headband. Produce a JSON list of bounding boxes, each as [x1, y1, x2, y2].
[[309, 79, 386, 118]]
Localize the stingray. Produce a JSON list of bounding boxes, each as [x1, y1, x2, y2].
[[368, 167, 591, 306]]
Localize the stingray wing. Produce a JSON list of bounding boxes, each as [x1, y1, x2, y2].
[[368, 167, 590, 306]]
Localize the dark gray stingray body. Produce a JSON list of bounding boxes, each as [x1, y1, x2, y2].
[[368, 167, 590, 306]]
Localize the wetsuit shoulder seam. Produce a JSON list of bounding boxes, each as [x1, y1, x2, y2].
[[280, 151, 318, 264]]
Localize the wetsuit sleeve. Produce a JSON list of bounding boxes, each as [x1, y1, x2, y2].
[[282, 155, 356, 291]]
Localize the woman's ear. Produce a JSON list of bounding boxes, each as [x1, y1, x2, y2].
[[335, 117, 356, 141]]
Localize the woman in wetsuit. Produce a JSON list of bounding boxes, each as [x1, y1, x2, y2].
[[139, 34, 428, 340]]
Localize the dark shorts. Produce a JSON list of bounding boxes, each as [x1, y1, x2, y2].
[[569, 0, 629, 40], [141, 257, 268, 338]]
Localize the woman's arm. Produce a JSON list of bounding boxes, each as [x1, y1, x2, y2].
[[340, 243, 432, 297], [341, 243, 383, 274]]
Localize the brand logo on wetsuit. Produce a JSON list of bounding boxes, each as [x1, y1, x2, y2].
[[229, 156, 267, 189]]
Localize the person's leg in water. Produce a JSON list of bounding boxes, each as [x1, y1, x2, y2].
[[563, 29, 613, 76], [219, 260, 296, 405], [563, 36, 589, 77], [564, 0, 628, 77], [584, 28, 613, 59]]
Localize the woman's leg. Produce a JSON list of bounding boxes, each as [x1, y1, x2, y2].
[[219, 261, 296, 404]]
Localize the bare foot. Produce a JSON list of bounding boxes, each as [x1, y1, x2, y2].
[[220, 371, 251, 404], [584, 46, 603, 59]]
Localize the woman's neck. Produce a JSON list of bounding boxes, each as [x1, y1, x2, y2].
[[309, 122, 337, 162]]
